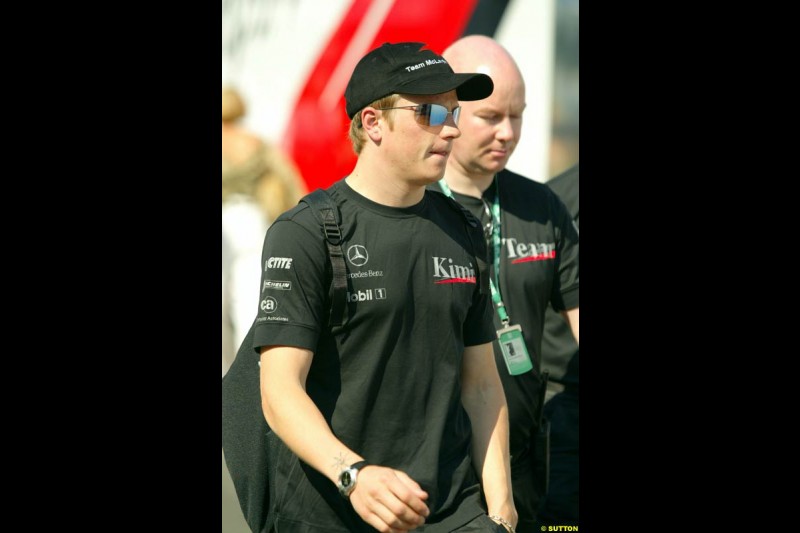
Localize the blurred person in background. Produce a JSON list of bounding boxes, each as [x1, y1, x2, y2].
[[436, 35, 579, 533], [222, 85, 306, 376], [537, 163, 579, 527], [222, 85, 307, 533]]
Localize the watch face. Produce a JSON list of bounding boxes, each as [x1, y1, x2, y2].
[[341, 470, 353, 486], [338, 467, 358, 497]]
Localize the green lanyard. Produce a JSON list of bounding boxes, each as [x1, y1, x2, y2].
[[437, 177, 510, 326]]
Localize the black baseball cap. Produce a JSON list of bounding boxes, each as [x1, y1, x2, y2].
[[344, 41, 494, 119]]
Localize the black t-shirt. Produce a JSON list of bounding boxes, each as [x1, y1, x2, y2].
[[252, 180, 496, 532], [541, 164, 580, 397], [431, 168, 579, 461]]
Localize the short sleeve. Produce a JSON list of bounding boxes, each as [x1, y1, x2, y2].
[[251, 211, 329, 353], [550, 194, 579, 312]]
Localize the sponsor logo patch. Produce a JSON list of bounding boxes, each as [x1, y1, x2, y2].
[[346, 288, 387, 302], [347, 270, 383, 278], [256, 316, 289, 323], [262, 280, 292, 291], [346, 245, 369, 267], [260, 296, 278, 313], [265, 257, 293, 270]]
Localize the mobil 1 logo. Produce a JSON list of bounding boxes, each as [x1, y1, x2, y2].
[[346, 288, 386, 302]]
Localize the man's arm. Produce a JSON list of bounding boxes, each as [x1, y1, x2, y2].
[[460, 342, 518, 529], [560, 306, 579, 344], [260, 345, 429, 532]]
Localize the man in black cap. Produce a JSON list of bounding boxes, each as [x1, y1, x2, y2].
[[255, 42, 518, 532]]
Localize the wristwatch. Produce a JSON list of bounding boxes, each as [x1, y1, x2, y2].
[[337, 460, 368, 498]]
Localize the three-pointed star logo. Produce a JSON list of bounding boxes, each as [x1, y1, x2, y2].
[[347, 244, 369, 267]]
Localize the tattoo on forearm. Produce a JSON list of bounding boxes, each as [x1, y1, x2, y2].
[[331, 452, 347, 474]]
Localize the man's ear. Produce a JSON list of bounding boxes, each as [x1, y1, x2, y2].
[[361, 108, 383, 143]]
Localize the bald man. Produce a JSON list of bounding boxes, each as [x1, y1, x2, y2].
[[429, 35, 580, 532]]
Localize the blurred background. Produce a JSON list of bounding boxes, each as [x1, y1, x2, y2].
[[222, 0, 578, 189], [222, 0, 578, 530]]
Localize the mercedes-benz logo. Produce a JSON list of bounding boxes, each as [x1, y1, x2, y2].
[[347, 244, 369, 267]]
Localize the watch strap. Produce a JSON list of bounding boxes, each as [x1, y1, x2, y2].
[[338, 460, 369, 498], [349, 460, 368, 471]]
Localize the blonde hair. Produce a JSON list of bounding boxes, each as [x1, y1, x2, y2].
[[222, 142, 306, 222], [222, 85, 306, 221], [254, 145, 306, 222], [348, 94, 400, 155], [222, 86, 246, 123]]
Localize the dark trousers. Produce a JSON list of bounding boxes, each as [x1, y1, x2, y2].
[[453, 514, 507, 532], [510, 452, 540, 533], [536, 390, 578, 525]]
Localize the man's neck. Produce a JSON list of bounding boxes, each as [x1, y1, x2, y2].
[[346, 159, 426, 208], [442, 167, 495, 198]]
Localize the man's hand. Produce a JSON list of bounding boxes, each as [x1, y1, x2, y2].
[[349, 466, 430, 532]]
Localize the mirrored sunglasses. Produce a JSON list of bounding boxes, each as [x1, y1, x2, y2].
[[377, 103, 461, 127]]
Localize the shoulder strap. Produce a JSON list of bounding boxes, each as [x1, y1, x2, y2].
[[299, 188, 347, 326]]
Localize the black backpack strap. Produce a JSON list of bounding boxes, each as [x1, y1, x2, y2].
[[299, 188, 348, 326]]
